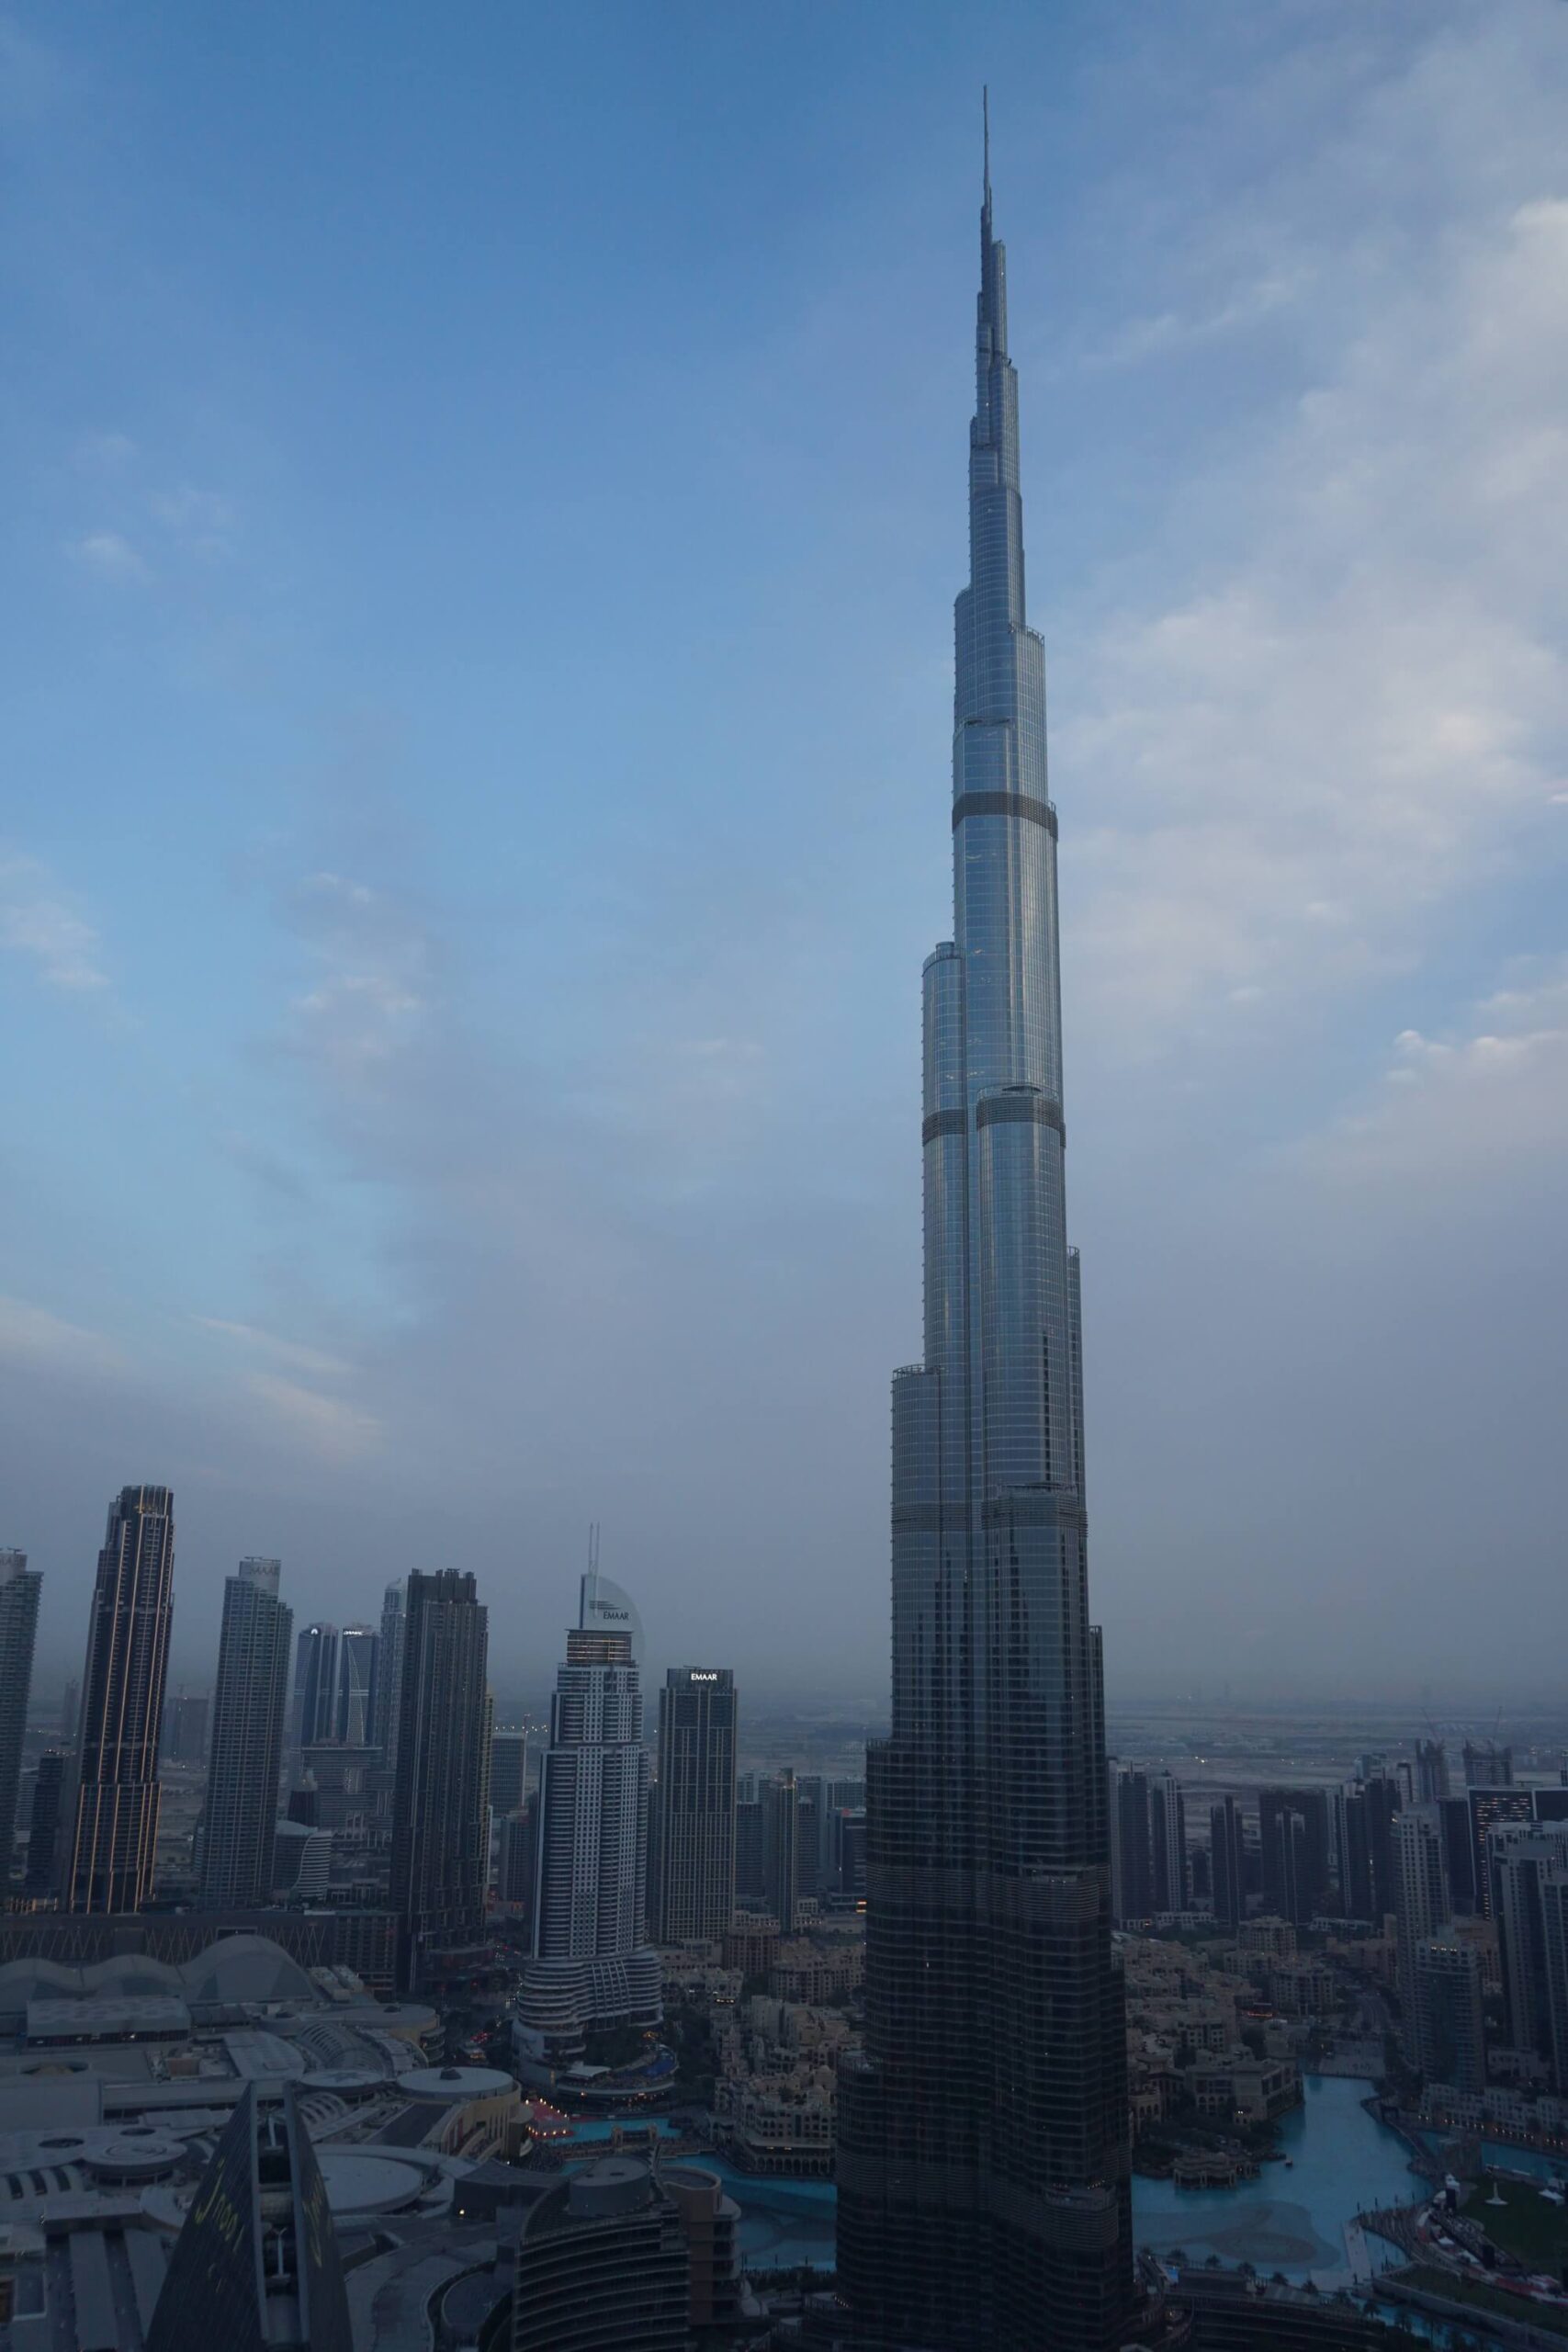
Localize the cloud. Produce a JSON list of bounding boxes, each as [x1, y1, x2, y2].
[[0, 854, 109, 992], [73, 430, 137, 473], [69, 529, 149, 582], [280, 871, 432, 1078], [247, 1372, 382, 1464], [1061, 144, 1568, 1065], [147, 483, 236, 559], [194, 1316, 351, 1382], [0, 1296, 127, 1378], [1302, 960, 1568, 1193]]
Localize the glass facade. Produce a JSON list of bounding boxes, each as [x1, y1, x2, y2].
[[65, 1487, 175, 1916], [837, 156, 1133, 2350]]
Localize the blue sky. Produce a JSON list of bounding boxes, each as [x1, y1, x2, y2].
[[4, 1, 1566, 1702]]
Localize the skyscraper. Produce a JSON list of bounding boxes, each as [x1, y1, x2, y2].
[[65, 1485, 175, 1914], [1109, 1766, 1189, 1927], [25, 1750, 65, 1895], [146, 2081, 352, 2352], [1210, 1796, 1247, 1933], [518, 1571, 660, 2059], [761, 1770, 801, 1936], [1413, 1936, 1486, 2094], [335, 1623, 378, 1745], [1490, 1821, 1568, 2086], [291, 1623, 341, 1750], [1258, 1786, 1332, 1927], [376, 1577, 407, 1767], [389, 1568, 491, 1987], [0, 1549, 42, 1880], [652, 1667, 737, 1943], [837, 136, 1132, 2351], [1393, 1805, 1450, 2029], [199, 1557, 294, 1907]]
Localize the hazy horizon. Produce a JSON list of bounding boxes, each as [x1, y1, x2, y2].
[[5, 1, 1566, 1704]]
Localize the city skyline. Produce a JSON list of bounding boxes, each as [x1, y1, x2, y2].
[[4, 6, 1568, 1704]]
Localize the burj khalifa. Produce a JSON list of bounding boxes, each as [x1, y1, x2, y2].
[[836, 126, 1134, 2351]]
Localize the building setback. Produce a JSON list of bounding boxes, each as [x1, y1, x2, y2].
[[65, 1486, 175, 1915], [836, 134, 1132, 2349], [198, 1557, 293, 1908]]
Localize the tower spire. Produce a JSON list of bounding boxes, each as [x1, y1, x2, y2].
[[983, 84, 991, 221]]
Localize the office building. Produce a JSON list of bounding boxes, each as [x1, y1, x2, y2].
[[499, 1795, 538, 1932], [1415, 1740, 1450, 1803], [376, 1577, 407, 1767], [518, 1571, 660, 2057], [0, 1549, 41, 1878], [61, 1676, 79, 1749], [491, 1728, 529, 1815], [837, 141, 1132, 2351], [1438, 1793, 1477, 1915], [1210, 1796, 1247, 1932], [291, 1623, 340, 1751], [1393, 1806, 1450, 2026], [1334, 1773, 1402, 1924], [335, 1623, 378, 1745], [25, 1750, 66, 1895], [1490, 1821, 1568, 2086], [511, 2156, 690, 2352], [389, 1569, 491, 1988], [1259, 1787, 1332, 1927], [199, 1557, 293, 1908], [651, 1666, 737, 1943], [146, 2080, 352, 2352], [65, 1485, 176, 1914], [1413, 1936, 1486, 2093]]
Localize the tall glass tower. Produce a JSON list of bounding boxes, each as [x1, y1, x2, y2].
[[65, 1485, 176, 1914], [837, 133, 1132, 2350], [199, 1557, 293, 1907]]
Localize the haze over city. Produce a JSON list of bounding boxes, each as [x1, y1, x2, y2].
[[5, 0, 1567, 1701]]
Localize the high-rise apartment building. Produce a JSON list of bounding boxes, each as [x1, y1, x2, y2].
[[1415, 1740, 1450, 1804], [291, 1623, 341, 1750], [837, 142, 1132, 2351], [1468, 1786, 1534, 1917], [1413, 1936, 1486, 2094], [0, 1549, 41, 1879], [1463, 1739, 1514, 1790], [1210, 1796, 1247, 1933], [60, 1677, 79, 1749], [1334, 1774, 1402, 1924], [518, 1572, 660, 2058], [146, 2081, 352, 2352], [377, 1577, 407, 1766], [25, 1751, 65, 1895], [1393, 1805, 1450, 2027], [199, 1557, 293, 1907], [1259, 1787, 1332, 1927], [389, 1569, 490, 1988], [65, 1485, 175, 1914], [761, 1770, 801, 1936], [491, 1729, 529, 1815], [1109, 1766, 1188, 1925], [1489, 1821, 1568, 2086], [651, 1667, 737, 1944], [164, 1690, 210, 1765], [335, 1623, 378, 1745]]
